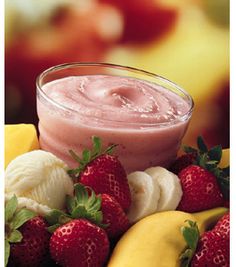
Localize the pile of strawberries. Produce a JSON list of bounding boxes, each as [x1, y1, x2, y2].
[[171, 136, 230, 267], [5, 137, 132, 267], [5, 136, 230, 267]]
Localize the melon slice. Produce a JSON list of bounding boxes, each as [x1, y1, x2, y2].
[[5, 124, 39, 168]]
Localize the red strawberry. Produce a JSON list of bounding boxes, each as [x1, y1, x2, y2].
[[213, 212, 230, 236], [9, 216, 51, 267], [170, 153, 196, 175], [50, 219, 109, 267], [5, 196, 51, 267], [191, 231, 229, 267], [177, 165, 224, 212], [180, 218, 229, 267], [80, 154, 131, 211], [69, 136, 131, 211], [46, 183, 129, 244], [171, 136, 229, 201], [101, 193, 130, 239]]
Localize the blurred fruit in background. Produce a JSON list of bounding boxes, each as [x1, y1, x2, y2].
[[99, 0, 178, 43], [104, 0, 229, 148], [5, 0, 123, 124], [5, 0, 229, 148]]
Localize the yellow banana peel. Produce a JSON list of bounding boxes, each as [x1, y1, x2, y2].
[[108, 207, 228, 267]]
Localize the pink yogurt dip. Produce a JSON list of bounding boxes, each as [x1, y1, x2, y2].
[[37, 74, 193, 173]]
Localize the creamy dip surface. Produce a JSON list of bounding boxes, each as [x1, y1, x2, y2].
[[42, 75, 190, 126], [38, 75, 192, 172]]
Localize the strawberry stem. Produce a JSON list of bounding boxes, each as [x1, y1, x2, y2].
[[197, 136, 208, 153], [68, 136, 117, 178], [45, 183, 107, 232], [4, 196, 36, 266], [180, 220, 200, 267], [182, 136, 229, 200], [5, 240, 10, 267]]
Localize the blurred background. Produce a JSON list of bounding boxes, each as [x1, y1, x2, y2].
[[5, 0, 229, 148]]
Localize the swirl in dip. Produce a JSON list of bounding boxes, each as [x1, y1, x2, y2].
[[37, 74, 193, 173]]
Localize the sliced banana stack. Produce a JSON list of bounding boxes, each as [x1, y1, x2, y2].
[[127, 167, 183, 224], [145, 166, 183, 212], [127, 171, 160, 224]]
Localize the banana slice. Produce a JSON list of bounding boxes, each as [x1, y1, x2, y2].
[[145, 167, 182, 212], [127, 171, 160, 224]]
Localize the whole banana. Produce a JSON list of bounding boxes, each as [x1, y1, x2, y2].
[[108, 207, 227, 267]]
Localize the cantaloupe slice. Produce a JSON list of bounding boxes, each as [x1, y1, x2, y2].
[[5, 124, 40, 168]]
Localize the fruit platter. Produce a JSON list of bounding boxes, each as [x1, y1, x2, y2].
[[4, 64, 230, 267], [4, 129, 230, 267]]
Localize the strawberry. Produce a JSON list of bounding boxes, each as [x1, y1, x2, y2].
[[170, 153, 197, 175], [9, 216, 51, 267], [46, 183, 130, 241], [50, 219, 109, 267], [170, 136, 225, 174], [170, 136, 204, 175], [5, 196, 50, 267], [180, 217, 230, 267], [213, 212, 230, 236], [177, 165, 224, 212], [46, 183, 110, 267], [170, 137, 230, 202], [79, 153, 131, 211], [191, 231, 229, 267], [101, 193, 130, 239], [68, 136, 131, 211]]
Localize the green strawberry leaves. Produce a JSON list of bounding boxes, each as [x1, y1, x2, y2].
[[45, 209, 71, 233], [208, 145, 222, 162], [71, 183, 103, 225], [93, 136, 102, 155], [5, 240, 10, 267], [5, 196, 36, 236], [181, 221, 199, 250], [45, 183, 106, 233], [11, 208, 36, 229], [184, 136, 222, 165], [45, 209, 69, 225], [68, 136, 117, 177], [66, 195, 76, 214], [212, 166, 230, 200], [180, 220, 200, 267], [5, 195, 18, 222], [182, 136, 230, 200], [197, 136, 208, 153], [7, 230, 23, 243], [5, 195, 36, 266]]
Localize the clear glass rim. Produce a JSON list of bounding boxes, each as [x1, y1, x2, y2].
[[36, 62, 194, 127]]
